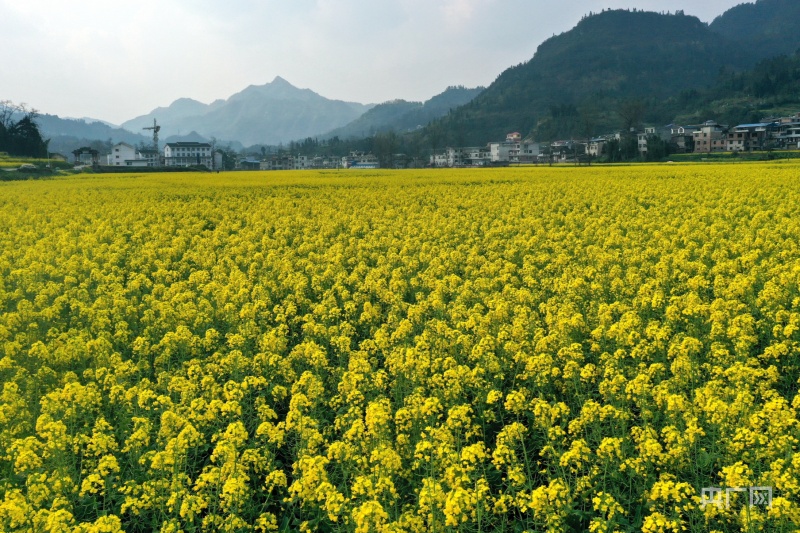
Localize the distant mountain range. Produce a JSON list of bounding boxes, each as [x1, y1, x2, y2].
[[322, 86, 484, 140], [39, 79, 483, 152], [32, 0, 800, 154], [121, 77, 373, 146], [36, 115, 151, 155]]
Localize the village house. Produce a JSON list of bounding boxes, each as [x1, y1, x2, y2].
[[163, 142, 213, 167], [433, 146, 492, 167], [107, 142, 136, 166], [517, 141, 542, 163], [637, 127, 656, 155], [488, 141, 514, 163], [667, 125, 698, 153], [774, 113, 800, 148], [547, 140, 587, 162], [724, 123, 775, 152], [239, 158, 261, 170], [693, 121, 727, 153], [587, 138, 607, 158], [294, 155, 310, 170], [487, 132, 527, 163], [431, 152, 449, 167], [260, 154, 294, 170], [344, 152, 379, 169], [139, 148, 160, 166], [107, 142, 159, 167]]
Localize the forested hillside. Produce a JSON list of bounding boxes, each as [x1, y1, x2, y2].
[[710, 0, 800, 59], [322, 86, 483, 140], [422, 5, 800, 146]]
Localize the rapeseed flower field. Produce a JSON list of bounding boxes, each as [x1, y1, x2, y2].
[[1, 164, 799, 532]]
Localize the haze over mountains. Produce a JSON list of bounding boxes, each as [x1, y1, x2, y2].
[[32, 0, 800, 154], [121, 77, 373, 146], [321, 86, 485, 141]]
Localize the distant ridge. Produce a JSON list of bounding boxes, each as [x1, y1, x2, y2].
[[322, 86, 484, 140], [121, 77, 373, 146], [34, 115, 150, 156]]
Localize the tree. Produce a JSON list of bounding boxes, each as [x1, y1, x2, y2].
[[374, 131, 397, 168], [604, 135, 639, 162], [645, 134, 671, 161], [0, 101, 49, 158], [617, 99, 646, 132], [88, 138, 113, 157], [216, 145, 239, 170]]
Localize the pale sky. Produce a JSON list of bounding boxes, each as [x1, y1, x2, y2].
[[1, 0, 745, 125]]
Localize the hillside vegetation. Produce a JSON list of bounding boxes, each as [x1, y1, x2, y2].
[[710, 0, 800, 59], [423, 4, 800, 146], [323, 86, 484, 140]]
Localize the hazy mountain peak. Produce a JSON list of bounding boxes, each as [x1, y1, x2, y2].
[[165, 98, 209, 113], [271, 75, 292, 86], [119, 75, 372, 145]]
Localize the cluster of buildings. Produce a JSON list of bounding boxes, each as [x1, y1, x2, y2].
[[431, 132, 545, 167], [72, 112, 800, 170], [686, 115, 800, 153], [114, 142, 213, 167], [75, 142, 388, 170], [430, 112, 800, 167], [243, 152, 383, 171], [73, 142, 215, 168]]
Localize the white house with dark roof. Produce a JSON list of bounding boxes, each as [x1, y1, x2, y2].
[[107, 142, 155, 167], [164, 142, 213, 167], [107, 142, 136, 166]]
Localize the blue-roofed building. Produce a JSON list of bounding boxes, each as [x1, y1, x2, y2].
[[238, 158, 261, 170], [725, 122, 777, 152]]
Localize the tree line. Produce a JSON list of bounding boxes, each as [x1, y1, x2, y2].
[[0, 101, 49, 158]]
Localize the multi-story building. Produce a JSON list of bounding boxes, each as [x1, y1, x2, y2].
[[107, 143, 159, 167], [693, 121, 727, 153], [430, 152, 449, 167], [487, 135, 541, 164], [517, 142, 541, 163], [107, 142, 136, 166], [294, 155, 310, 170], [164, 142, 213, 167], [344, 152, 379, 169], [774, 114, 800, 148], [725, 123, 775, 152], [261, 155, 294, 170], [638, 127, 656, 155], [489, 141, 515, 163], [667, 125, 698, 153], [587, 138, 607, 157], [138, 149, 160, 166]]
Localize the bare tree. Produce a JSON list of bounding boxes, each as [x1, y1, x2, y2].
[[617, 99, 646, 132], [0, 100, 18, 130]]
